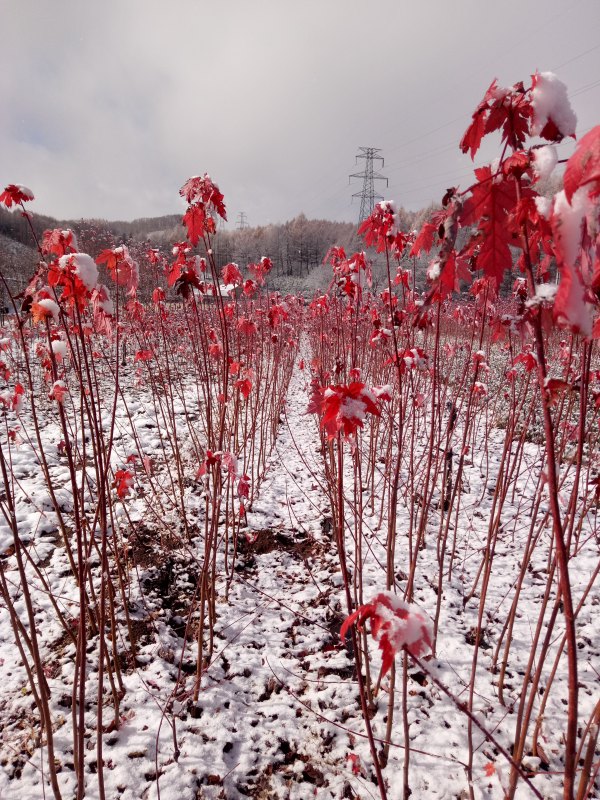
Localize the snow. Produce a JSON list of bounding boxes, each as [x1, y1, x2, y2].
[[490, 84, 510, 101], [35, 297, 60, 322], [534, 195, 552, 219], [58, 252, 99, 290], [552, 187, 595, 268], [531, 71, 577, 138], [535, 283, 558, 300], [372, 384, 393, 401], [14, 184, 34, 200], [532, 144, 558, 182], [339, 395, 368, 424], [427, 260, 441, 281], [91, 284, 115, 316], [49, 379, 67, 401], [51, 339, 68, 359]]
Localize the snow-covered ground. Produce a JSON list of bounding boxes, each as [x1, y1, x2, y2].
[[0, 351, 598, 800]]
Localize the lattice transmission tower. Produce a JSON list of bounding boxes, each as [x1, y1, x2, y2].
[[236, 211, 249, 230], [349, 147, 388, 223]]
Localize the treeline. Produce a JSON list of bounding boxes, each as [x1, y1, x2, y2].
[[0, 204, 436, 293], [0, 207, 182, 252]]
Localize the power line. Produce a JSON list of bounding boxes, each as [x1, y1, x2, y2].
[[297, 38, 599, 222], [349, 147, 389, 223], [553, 41, 600, 71], [236, 211, 249, 230]]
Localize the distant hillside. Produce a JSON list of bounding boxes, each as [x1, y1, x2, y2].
[[0, 233, 38, 298], [0, 204, 437, 298]]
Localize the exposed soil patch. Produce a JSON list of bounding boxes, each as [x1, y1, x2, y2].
[[237, 528, 321, 560]]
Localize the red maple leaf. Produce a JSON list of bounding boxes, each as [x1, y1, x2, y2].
[[483, 82, 531, 150], [96, 247, 138, 291], [358, 202, 395, 252], [134, 349, 153, 362], [113, 469, 134, 499], [237, 474, 250, 499], [513, 352, 537, 372], [460, 79, 500, 159], [238, 317, 257, 337], [48, 381, 68, 403], [545, 378, 571, 405], [0, 184, 34, 208], [409, 222, 437, 257], [183, 204, 207, 246], [174, 269, 203, 299], [96, 249, 120, 271], [268, 304, 288, 329], [502, 150, 530, 178], [166, 259, 182, 288], [564, 126, 600, 204], [440, 251, 471, 298], [460, 109, 488, 160], [460, 79, 532, 159], [461, 167, 518, 287], [235, 378, 252, 399]]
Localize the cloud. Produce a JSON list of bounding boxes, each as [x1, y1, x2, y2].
[[1, 0, 599, 226]]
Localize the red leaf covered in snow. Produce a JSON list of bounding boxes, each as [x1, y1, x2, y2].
[[0, 184, 34, 208], [97, 247, 138, 292], [358, 201, 395, 252], [552, 262, 593, 338], [179, 174, 227, 219], [308, 382, 386, 439], [222, 262, 243, 286], [42, 228, 77, 258], [341, 592, 432, 677], [550, 191, 596, 337]]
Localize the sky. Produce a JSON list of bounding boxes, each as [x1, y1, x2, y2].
[[1, 0, 600, 229]]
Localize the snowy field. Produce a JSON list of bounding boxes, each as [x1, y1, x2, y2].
[[0, 336, 598, 800]]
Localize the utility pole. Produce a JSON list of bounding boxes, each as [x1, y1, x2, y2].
[[349, 147, 388, 223], [236, 212, 249, 230]]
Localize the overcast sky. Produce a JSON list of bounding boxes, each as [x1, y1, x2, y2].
[[1, 0, 599, 229]]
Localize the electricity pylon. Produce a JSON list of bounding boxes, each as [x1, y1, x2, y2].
[[236, 212, 249, 230], [349, 147, 388, 223]]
